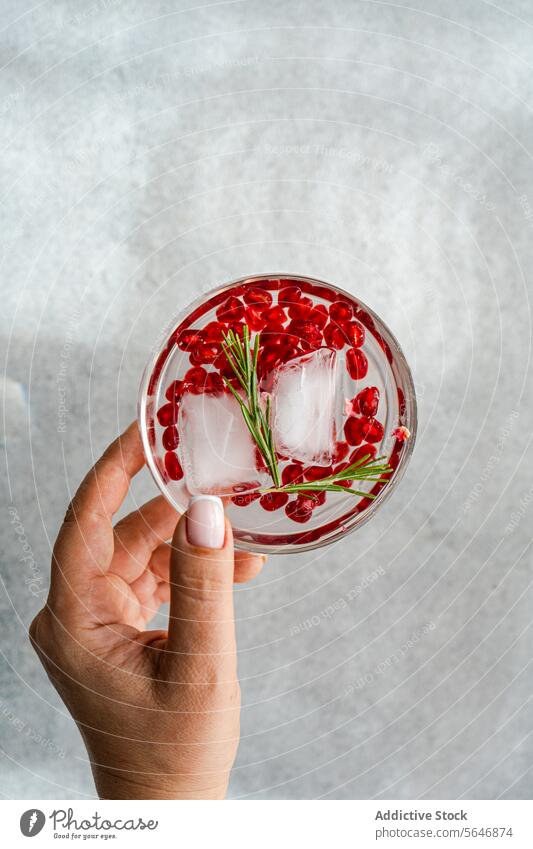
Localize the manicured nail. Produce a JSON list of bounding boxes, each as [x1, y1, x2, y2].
[[186, 496, 225, 549]]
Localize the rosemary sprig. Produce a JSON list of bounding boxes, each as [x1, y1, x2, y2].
[[221, 326, 282, 487], [271, 454, 393, 500], [220, 326, 393, 497]]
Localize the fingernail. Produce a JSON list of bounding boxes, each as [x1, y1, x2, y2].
[[186, 496, 225, 549]]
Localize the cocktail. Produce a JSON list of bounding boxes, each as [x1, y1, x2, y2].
[[138, 274, 416, 553]]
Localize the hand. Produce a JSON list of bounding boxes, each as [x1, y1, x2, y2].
[[29, 423, 265, 799]]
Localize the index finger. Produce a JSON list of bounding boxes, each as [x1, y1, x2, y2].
[[52, 422, 145, 587]]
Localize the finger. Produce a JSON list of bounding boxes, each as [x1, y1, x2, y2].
[[234, 551, 267, 583], [128, 570, 165, 626], [148, 545, 266, 585], [148, 543, 173, 581], [129, 569, 159, 606], [49, 423, 144, 612], [160, 496, 236, 681], [111, 496, 179, 582], [155, 580, 171, 605]]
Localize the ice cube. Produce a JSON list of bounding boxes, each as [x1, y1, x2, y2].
[[271, 348, 338, 466], [177, 390, 269, 495]]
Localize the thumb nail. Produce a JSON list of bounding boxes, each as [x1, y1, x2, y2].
[[186, 496, 225, 549]]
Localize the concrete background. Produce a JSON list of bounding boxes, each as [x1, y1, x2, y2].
[[1, 0, 532, 799]]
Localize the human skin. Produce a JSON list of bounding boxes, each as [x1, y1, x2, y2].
[[29, 423, 265, 799]]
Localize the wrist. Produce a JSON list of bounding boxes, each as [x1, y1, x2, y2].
[[92, 766, 228, 800]]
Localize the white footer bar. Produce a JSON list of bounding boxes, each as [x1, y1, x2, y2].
[[3, 799, 532, 848]]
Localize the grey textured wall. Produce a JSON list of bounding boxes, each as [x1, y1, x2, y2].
[[1, 0, 532, 799]]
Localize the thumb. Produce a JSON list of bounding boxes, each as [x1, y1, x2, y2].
[[162, 496, 237, 678]]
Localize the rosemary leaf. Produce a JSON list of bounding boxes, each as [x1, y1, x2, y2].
[[276, 485, 376, 499]]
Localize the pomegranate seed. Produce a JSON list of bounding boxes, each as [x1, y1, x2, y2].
[[197, 343, 220, 365], [288, 297, 313, 319], [279, 344, 302, 363], [164, 451, 183, 480], [392, 426, 411, 442], [297, 278, 314, 294], [344, 415, 364, 445], [309, 304, 329, 329], [282, 463, 304, 485], [162, 426, 179, 450], [245, 305, 266, 331], [205, 372, 225, 394], [296, 493, 323, 511], [288, 320, 322, 349], [282, 333, 300, 348], [176, 328, 202, 351], [279, 285, 302, 305], [263, 324, 287, 340], [353, 386, 380, 417], [263, 332, 298, 351], [213, 350, 234, 378], [305, 283, 337, 301], [259, 492, 289, 511], [333, 440, 349, 463], [224, 376, 242, 392], [263, 305, 287, 326], [184, 366, 209, 387], [346, 347, 368, 379], [165, 379, 185, 402], [304, 465, 333, 481], [157, 403, 178, 426], [349, 444, 377, 465], [285, 499, 313, 523], [343, 320, 365, 348], [323, 322, 346, 349], [227, 321, 245, 337], [260, 332, 283, 351], [360, 417, 384, 443], [189, 382, 208, 395], [231, 491, 261, 506], [203, 321, 225, 343], [258, 347, 282, 378], [329, 300, 353, 322], [216, 296, 245, 322], [188, 345, 205, 366], [354, 307, 375, 331], [184, 366, 210, 394], [290, 492, 326, 510], [243, 287, 273, 308], [333, 462, 353, 488]]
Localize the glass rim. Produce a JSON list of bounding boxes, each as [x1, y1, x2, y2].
[[138, 272, 418, 554]]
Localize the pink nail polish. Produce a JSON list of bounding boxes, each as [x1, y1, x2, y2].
[[186, 496, 225, 549]]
